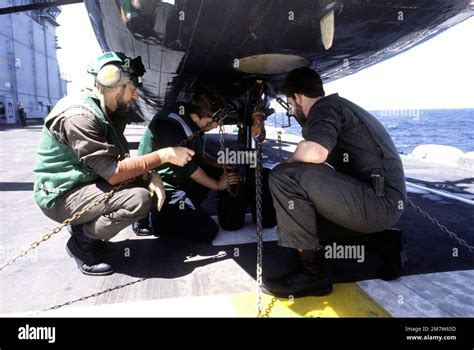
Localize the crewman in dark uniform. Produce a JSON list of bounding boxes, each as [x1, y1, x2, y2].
[[264, 67, 407, 297], [134, 90, 239, 242]]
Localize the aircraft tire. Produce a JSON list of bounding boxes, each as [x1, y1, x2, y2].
[[218, 182, 246, 231]]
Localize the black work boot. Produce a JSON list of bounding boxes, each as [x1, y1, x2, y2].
[[132, 217, 152, 236], [370, 228, 408, 281], [66, 226, 114, 276], [262, 248, 332, 298], [68, 224, 108, 252]]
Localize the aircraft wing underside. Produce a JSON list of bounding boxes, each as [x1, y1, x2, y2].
[[84, 0, 474, 121]]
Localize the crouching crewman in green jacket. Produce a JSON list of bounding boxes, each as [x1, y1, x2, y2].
[[33, 52, 194, 276]]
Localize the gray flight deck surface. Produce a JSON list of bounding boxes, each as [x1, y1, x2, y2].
[[0, 123, 472, 316]]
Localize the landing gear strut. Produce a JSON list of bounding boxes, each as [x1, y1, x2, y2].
[[217, 80, 276, 231]]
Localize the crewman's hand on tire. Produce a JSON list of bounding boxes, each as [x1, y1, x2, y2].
[[217, 172, 240, 191]]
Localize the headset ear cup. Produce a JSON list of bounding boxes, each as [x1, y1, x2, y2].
[[97, 64, 123, 87]]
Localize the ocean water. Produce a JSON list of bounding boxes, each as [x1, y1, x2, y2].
[[271, 108, 474, 155]]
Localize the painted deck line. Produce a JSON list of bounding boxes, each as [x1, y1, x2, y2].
[[406, 182, 474, 205]]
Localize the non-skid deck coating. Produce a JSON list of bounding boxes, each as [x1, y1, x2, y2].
[[0, 123, 472, 317]]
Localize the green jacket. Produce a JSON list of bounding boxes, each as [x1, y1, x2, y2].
[[33, 94, 128, 210], [137, 105, 204, 191]]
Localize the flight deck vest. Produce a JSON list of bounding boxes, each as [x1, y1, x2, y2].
[[138, 109, 204, 191], [33, 94, 128, 210]]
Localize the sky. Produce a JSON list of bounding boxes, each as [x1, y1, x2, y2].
[[56, 3, 474, 110], [324, 15, 474, 110], [56, 4, 102, 94]]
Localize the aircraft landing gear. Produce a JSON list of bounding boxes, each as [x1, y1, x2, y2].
[[216, 80, 277, 231], [217, 179, 246, 231]]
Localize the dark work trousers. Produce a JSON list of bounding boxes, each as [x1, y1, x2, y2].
[[42, 181, 152, 241], [269, 162, 405, 250], [148, 166, 222, 243]]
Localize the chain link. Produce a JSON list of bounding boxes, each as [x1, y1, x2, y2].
[[1, 111, 234, 271], [218, 120, 226, 154], [255, 139, 264, 317], [260, 297, 277, 318], [0, 179, 134, 271], [178, 107, 232, 148], [218, 120, 239, 197], [1, 99, 274, 318], [177, 116, 238, 196], [44, 278, 148, 313], [255, 198, 473, 317], [254, 139, 277, 318], [407, 199, 474, 253]]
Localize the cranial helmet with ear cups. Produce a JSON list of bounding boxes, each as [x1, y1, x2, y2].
[[87, 52, 146, 88]]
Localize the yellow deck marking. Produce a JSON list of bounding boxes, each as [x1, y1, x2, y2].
[[230, 283, 391, 317], [3, 284, 390, 317]]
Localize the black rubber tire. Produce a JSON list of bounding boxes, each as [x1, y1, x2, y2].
[[248, 167, 277, 228], [217, 184, 246, 231]]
